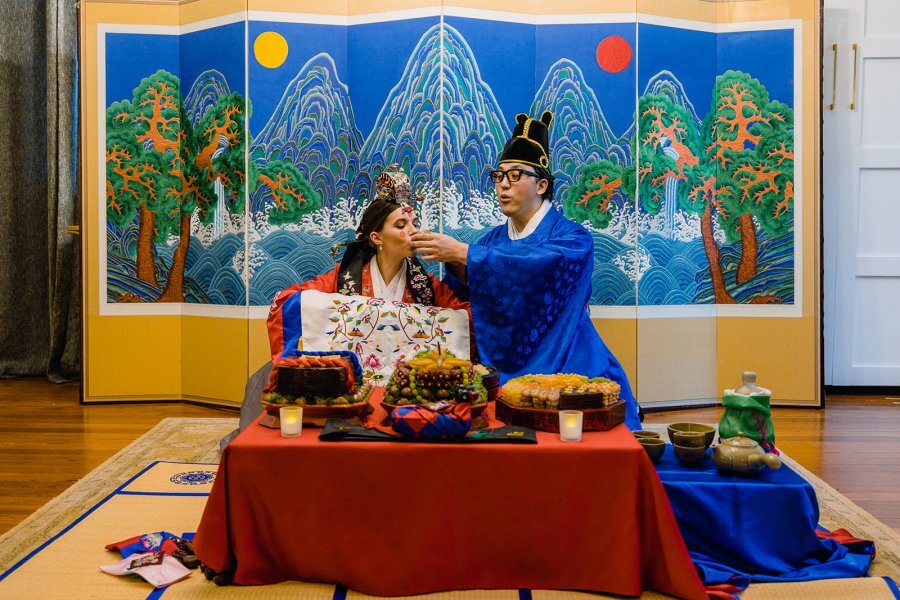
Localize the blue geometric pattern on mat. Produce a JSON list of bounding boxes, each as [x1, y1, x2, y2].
[[169, 470, 217, 485]]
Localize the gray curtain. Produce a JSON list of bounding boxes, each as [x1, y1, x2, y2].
[[0, 0, 80, 380]]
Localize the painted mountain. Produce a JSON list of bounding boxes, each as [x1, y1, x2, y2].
[[184, 69, 231, 125], [360, 23, 509, 198], [251, 52, 364, 208], [531, 58, 630, 205], [642, 70, 702, 127], [433, 23, 510, 195]]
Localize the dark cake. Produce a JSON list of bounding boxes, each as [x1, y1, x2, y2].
[[270, 354, 359, 403], [276, 364, 347, 398]]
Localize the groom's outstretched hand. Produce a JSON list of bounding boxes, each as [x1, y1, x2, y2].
[[410, 230, 468, 265]]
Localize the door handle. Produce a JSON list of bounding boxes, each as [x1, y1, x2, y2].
[[850, 43, 858, 110], [67, 225, 80, 235], [830, 43, 837, 110]]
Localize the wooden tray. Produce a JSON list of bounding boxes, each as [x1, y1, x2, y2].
[[262, 401, 373, 428], [495, 398, 626, 433], [262, 387, 374, 428]]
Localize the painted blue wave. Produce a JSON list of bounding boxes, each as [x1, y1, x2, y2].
[[245, 225, 639, 306], [250, 229, 351, 304], [206, 269, 245, 305], [639, 267, 687, 305], [106, 250, 211, 304], [590, 232, 635, 305], [694, 231, 795, 304], [636, 233, 708, 304], [593, 263, 634, 305], [107, 222, 792, 307], [106, 228, 247, 305], [106, 223, 136, 259]]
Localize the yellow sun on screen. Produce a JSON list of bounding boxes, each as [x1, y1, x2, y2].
[[254, 31, 288, 69]]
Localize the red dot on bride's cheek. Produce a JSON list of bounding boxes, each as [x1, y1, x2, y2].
[[399, 232, 407, 238]]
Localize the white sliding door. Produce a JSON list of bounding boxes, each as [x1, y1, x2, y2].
[[826, 0, 900, 385]]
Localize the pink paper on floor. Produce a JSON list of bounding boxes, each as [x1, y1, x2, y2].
[[100, 551, 191, 588]]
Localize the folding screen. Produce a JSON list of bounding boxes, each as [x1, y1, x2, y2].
[[632, 0, 814, 406], [82, 0, 819, 408], [85, 0, 250, 404], [715, 0, 818, 405]]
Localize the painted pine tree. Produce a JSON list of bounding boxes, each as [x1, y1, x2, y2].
[[564, 71, 794, 304], [106, 70, 320, 303]]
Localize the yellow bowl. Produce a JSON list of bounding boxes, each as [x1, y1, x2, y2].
[[667, 423, 715, 448], [673, 430, 706, 448], [633, 430, 660, 439], [673, 443, 706, 465], [638, 437, 666, 462]]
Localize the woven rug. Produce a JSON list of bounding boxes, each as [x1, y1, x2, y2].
[[0, 417, 235, 577], [0, 418, 897, 599]]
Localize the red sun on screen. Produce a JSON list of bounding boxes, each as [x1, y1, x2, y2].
[[596, 35, 633, 73]]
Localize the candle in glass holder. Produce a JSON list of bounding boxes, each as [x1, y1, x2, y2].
[[280, 406, 303, 437], [559, 410, 583, 442]]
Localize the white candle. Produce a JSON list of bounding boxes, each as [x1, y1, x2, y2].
[[280, 406, 303, 437], [559, 410, 583, 442]]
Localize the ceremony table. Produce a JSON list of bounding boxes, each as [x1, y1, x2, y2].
[[194, 392, 707, 599]]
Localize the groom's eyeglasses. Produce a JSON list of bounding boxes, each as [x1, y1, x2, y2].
[[488, 168, 541, 184]]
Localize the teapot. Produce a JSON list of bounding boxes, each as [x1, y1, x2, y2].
[[712, 432, 782, 474]]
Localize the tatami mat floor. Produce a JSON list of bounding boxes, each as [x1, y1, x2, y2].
[[1, 461, 896, 600]]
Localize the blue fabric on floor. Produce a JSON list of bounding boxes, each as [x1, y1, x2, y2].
[[654, 444, 874, 585]]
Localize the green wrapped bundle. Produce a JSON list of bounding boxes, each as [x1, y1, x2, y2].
[[719, 390, 775, 447]]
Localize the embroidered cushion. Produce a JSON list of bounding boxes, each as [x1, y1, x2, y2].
[[299, 290, 470, 382]]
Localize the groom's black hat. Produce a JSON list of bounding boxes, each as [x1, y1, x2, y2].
[[498, 110, 553, 170]]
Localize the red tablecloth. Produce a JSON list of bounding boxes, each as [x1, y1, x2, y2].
[[194, 392, 705, 599]]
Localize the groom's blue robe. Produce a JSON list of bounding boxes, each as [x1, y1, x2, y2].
[[446, 206, 641, 429]]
